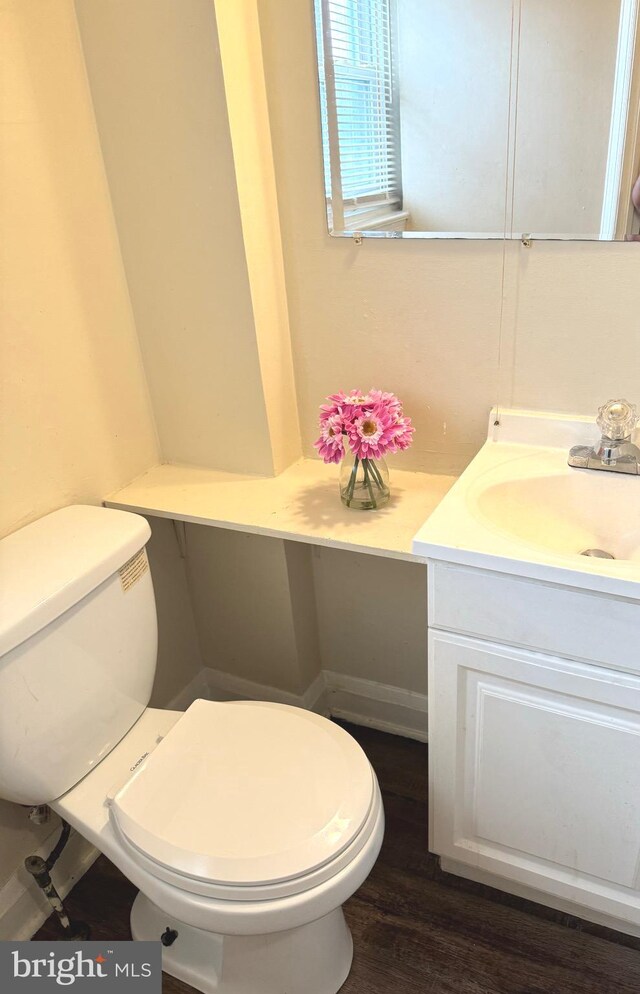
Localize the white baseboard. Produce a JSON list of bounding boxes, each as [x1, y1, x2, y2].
[[0, 828, 99, 941], [168, 668, 427, 742], [196, 668, 329, 715], [324, 672, 428, 742]]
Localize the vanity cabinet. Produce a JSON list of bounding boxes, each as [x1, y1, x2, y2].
[[428, 563, 640, 930]]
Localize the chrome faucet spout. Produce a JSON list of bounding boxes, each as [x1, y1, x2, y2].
[[568, 400, 640, 476]]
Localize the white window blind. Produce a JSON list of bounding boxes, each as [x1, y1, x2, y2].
[[315, 0, 402, 227]]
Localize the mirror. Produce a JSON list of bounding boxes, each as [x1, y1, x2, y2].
[[314, 0, 640, 240]]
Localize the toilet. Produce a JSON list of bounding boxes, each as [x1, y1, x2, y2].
[[0, 505, 384, 994]]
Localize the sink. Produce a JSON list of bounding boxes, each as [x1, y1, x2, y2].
[[474, 469, 640, 563], [417, 408, 640, 937], [412, 408, 640, 597]]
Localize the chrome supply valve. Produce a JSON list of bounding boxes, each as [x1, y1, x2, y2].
[[596, 399, 639, 441], [569, 399, 640, 475], [28, 805, 51, 825]]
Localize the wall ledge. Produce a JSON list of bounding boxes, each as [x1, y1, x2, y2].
[[106, 459, 456, 564]]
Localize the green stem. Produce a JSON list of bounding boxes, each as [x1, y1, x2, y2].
[[345, 455, 359, 505], [363, 459, 376, 507], [350, 456, 360, 499], [369, 459, 385, 491]]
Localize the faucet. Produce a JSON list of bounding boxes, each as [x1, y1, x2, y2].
[[568, 399, 640, 475]]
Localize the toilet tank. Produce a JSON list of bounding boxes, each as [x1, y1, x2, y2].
[[0, 505, 158, 805]]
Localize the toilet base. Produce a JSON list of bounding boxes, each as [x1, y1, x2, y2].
[[130, 892, 354, 994]]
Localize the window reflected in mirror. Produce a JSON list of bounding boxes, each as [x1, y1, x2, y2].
[[314, 0, 640, 241]]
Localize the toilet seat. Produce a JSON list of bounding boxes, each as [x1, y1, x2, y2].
[[109, 699, 375, 896], [111, 777, 383, 902]]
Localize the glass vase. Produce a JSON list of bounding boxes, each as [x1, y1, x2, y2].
[[339, 455, 390, 510]]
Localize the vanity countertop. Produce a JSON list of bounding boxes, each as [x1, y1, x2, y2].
[[412, 408, 640, 599], [105, 459, 456, 563]]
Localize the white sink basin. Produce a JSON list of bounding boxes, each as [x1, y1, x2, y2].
[[475, 467, 640, 563], [413, 409, 640, 597]]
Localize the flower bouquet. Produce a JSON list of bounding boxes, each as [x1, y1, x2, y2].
[[314, 389, 415, 510]]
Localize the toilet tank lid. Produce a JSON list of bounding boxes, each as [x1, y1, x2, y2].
[[0, 505, 151, 658]]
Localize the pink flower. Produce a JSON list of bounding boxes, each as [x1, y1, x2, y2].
[[329, 389, 369, 408], [319, 402, 340, 424], [388, 416, 415, 452], [320, 390, 371, 423], [341, 391, 371, 409], [347, 405, 397, 459], [315, 388, 414, 462], [367, 389, 402, 417], [313, 412, 345, 464]]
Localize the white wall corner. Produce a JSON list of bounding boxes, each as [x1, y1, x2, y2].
[[178, 667, 328, 715], [302, 671, 330, 714], [166, 669, 214, 712], [214, 0, 302, 474]]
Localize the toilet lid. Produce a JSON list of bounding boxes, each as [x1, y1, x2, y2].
[[109, 699, 374, 886]]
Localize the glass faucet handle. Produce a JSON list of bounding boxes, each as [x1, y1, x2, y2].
[[596, 399, 639, 440]]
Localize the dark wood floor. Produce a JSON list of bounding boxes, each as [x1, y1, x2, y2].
[[35, 723, 640, 993]]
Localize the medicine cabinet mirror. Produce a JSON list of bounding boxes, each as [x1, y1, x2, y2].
[[313, 0, 640, 240]]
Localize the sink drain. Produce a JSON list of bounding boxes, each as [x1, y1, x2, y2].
[[581, 549, 615, 560]]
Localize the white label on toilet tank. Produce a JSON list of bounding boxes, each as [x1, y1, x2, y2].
[[118, 548, 149, 592]]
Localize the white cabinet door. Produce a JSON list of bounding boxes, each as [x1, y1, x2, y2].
[[429, 631, 640, 924]]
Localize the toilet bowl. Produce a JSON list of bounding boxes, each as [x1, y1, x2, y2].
[[0, 506, 384, 994], [53, 700, 384, 994]]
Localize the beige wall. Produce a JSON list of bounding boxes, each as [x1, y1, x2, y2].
[[0, 1, 159, 540], [146, 519, 203, 709], [183, 532, 428, 702], [185, 527, 321, 696], [0, 1, 161, 890], [505, 239, 640, 413], [312, 547, 428, 695], [75, 0, 277, 476]]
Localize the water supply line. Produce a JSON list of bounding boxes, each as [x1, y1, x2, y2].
[[24, 817, 91, 940]]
